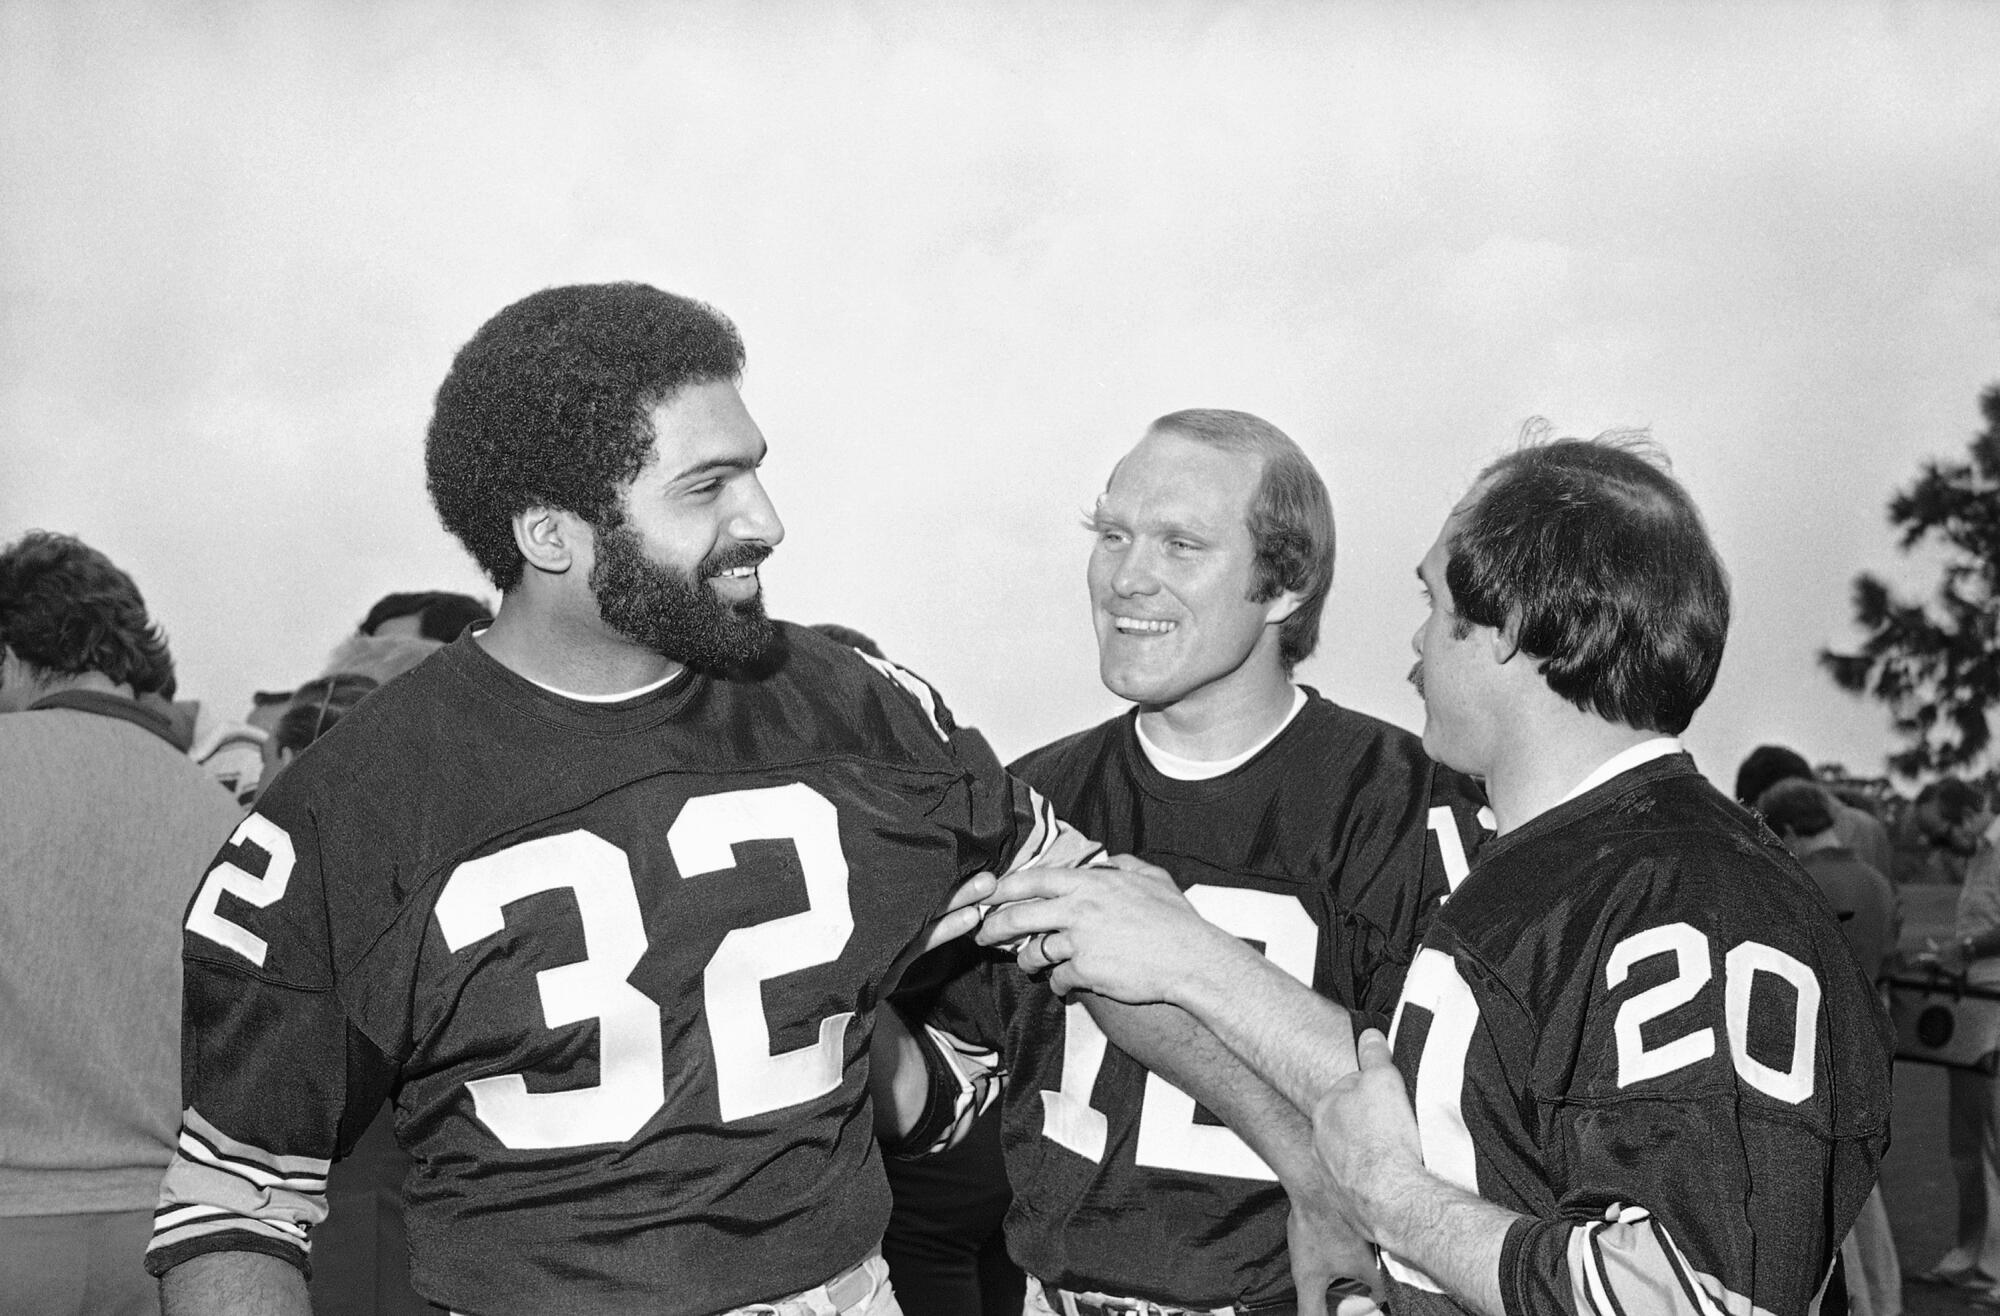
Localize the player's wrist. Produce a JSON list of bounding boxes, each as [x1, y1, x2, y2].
[[1362, 1160, 1488, 1269]]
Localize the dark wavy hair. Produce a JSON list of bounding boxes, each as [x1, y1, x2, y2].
[[1755, 779, 1836, 837], [272, 673, 380, 756], [1446, 427, 1729, 735], [426, 283, 747, 590], [1148, 409, 1335, 671], [358, 590, 492, 641], [1733, 743, 1814, 806], [0, 530, 175, 694]]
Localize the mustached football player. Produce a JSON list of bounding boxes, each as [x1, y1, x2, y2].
[[146, 283, 1104, 1316], [879, 411, 1485, 1315], [985, 430, 1893, 1316]]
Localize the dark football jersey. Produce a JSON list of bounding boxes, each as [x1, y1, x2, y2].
[[932, 692, 1487, 1308], [1383, 753, 1893, 1316], [145, 625, 1100, 1316]]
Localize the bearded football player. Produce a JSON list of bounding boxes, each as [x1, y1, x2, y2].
[[880, 411, 1485, 1315], [984, 431, 1893, 1315], [146, 283, 1106, 1316]]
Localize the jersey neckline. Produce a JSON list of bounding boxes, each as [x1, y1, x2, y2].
[[1116, 685, 1337, 802], [443, 631, 702, 734]]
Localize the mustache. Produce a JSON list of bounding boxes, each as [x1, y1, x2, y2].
[[702, 542, 773, 575], [1407, 660, 1425, 697]]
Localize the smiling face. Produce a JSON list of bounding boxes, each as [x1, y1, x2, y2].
[[1086, 428, 1296, 713], [589, 378, 785, 670]]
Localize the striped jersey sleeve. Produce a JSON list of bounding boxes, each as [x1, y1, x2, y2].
[[149, 1107, 332, 1269], [1502, 1204, 1823, 1316], [144, 799, 394, 1282]]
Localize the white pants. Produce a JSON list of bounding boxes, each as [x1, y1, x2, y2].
[[721, 1252, 902, 1316], [1022, 1275, 1235, 1316], [450, 1252, 901, 1316]]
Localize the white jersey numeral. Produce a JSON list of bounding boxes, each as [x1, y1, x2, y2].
[[1606, 922, 1716, 1086], [1384, 947, 1481, 1294], [673, 784, 856, 1122], [1040, 1000, 1111, 1162], [1723, 940, 1819, 1103], [1426, 806, 1473, 892], [432, 784, 857, 1149], [186, 814, 298, 967], [435, 831, 663, 1148], [1040, 884, 1318, 1181]]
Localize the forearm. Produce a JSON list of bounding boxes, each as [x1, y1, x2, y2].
[[161, 1250, 310, 1316], [1090, 993, 1385, 1302], [1169, 942, 1359, 1114], [1082, 993, 1322, 1186], [1363, 1169, 1516, 1316]]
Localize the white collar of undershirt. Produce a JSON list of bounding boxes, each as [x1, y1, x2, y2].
[[472, 626, 685, 703], [1135, 686, 1308, 781], [526, 669, 684, 703], [1556, 736, 1683, 807]]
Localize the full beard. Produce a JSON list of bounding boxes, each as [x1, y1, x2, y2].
[[589, 522, 775, 672]]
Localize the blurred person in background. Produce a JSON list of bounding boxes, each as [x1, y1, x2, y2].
[[1912, 777, 2000, 1295], [1759, 778, 1901, 1316], [0, 531, 242, 1315], [357, 590, 491, 643], [1736, 743, 1894, 878], [256, 674, 380, 790], [320, 590, 492, 691], [1759, 779, 1900, 981]]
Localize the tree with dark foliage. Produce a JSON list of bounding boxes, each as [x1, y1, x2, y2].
[[1823, 383, 2000, 775]]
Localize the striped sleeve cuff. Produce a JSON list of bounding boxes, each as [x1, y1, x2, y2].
[[1502, 1204, 1758, 1316], [145, 1106, 331, 1278]]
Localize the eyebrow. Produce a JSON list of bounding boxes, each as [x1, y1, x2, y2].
[[667, 450, 765, 484]]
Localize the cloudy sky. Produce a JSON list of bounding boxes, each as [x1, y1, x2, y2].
[[4, 0, 1998, 788]]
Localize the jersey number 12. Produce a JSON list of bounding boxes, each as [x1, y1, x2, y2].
[[1040, 885, 1317, 1180]]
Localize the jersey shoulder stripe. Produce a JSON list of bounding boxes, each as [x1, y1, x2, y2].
[[175, 1105, 331, 1190], [1012, 788, 1105, 872], [856, 650, 952, 742]]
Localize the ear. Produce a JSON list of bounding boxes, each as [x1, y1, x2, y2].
[[1488, 617, 1523, 666], [1261, 586, 1305, 628], [511, 507, 590, 578]]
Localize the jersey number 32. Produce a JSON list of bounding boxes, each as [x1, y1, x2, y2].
[[188, 783, 859, 1150]]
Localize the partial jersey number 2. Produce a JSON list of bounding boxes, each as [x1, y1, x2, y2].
[[189, 784, 856, 1149]]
